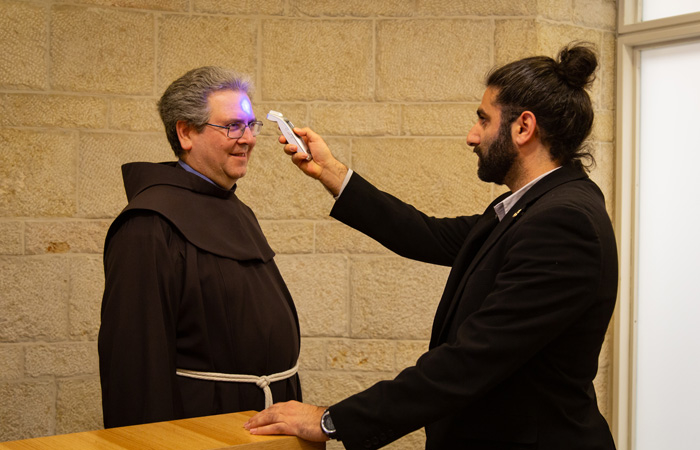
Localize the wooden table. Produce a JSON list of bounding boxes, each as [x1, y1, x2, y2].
[[0, 411, 324, 450]]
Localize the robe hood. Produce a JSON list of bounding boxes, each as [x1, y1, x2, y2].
[[111, 161, 275, 262]]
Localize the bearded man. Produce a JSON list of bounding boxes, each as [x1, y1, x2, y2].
[[245, 43, 617, 450]]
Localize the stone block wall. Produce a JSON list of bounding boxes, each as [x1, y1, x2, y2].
[[0, 1, 617, 448]]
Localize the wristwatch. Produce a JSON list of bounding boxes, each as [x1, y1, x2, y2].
[[320, 409, 338, 439]]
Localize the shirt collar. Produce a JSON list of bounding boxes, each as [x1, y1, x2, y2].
[[178, 160, 217, 185], [494, 166, 561, 221]]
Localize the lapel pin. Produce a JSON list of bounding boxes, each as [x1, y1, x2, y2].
[[513, 209, 522, 218]]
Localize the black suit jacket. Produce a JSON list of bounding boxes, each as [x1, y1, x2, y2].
[[327, 166, 618, 450]]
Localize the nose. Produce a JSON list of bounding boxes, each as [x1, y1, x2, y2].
[[237, 125, 256, 144], [466, 123, 480, 147]]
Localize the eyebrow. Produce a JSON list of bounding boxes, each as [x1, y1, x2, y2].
[[476, 108, 489, 119], [225, 117, 257, 124]]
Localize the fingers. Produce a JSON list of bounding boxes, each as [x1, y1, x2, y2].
[[248, 422, 290, 436], [293, 127, 315, 140], [244, 401, 296, 431], [245, 410, 291, 436], [243, 401, 328, 442], [244, 405, 280, 430], [291, 150, 312, 164], [274, 127, 331, 182], [276, 127, 320, 156]]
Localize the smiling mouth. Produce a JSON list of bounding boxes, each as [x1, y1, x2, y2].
[[231, 144, 250, 158]]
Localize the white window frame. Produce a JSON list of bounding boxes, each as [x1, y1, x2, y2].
[[613, 3, 700, 450]]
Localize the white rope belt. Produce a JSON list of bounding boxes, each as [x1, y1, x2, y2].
[[175, 361, 299, 409]]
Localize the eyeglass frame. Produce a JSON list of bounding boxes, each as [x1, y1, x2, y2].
[[204, 120, 263, 139]]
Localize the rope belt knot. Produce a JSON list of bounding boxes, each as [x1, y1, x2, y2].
[[176, 361, 298, 409], [256, 376, 271, 390]]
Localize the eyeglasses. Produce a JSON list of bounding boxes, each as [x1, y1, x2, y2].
[[205, 121, 263, 139]]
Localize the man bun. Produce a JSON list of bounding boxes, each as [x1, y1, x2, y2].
[[556, 43, 598, 90], [486, 42, 599, 170]]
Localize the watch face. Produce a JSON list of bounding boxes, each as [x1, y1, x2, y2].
[[322, 410, 336, 435], [323, 412, 334, 430]]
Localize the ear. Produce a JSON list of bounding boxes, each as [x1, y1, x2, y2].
[[512, 111, 537, 146], [176, 120, 194, 152]]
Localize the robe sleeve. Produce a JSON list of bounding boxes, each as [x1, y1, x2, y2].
[[98, 211, 185, 428]]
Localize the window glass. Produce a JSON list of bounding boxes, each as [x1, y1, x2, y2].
[[642, 0, 700, 21], [636, 39, 700, 450]]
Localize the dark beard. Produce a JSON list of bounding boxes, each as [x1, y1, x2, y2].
[[475, 122, 518, 185]]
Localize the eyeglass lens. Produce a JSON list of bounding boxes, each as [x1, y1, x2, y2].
[[228, 122, 262, 138]]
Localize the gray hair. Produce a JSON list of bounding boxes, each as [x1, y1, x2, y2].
[[157, 66, 253, 157]]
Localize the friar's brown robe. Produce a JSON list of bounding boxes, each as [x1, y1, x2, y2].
[[99, 161, 301, 428]]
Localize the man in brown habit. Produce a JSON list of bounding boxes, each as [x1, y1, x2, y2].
[[98, 67, 301, 428]]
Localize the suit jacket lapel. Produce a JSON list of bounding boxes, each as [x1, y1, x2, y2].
[[429, 198, 503, 347], [432, 166, 588, 345]]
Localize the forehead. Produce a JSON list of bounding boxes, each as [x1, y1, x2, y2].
[[206, 89, 254, 121]]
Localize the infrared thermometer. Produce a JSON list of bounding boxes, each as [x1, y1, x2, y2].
[[266, 110, 311, 160]]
